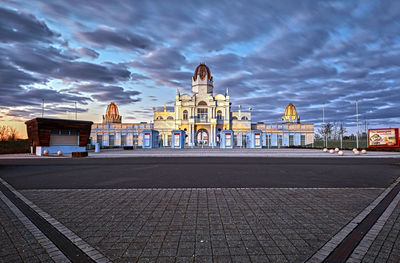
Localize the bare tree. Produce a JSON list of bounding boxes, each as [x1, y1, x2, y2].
[[0, 125, 8, 141], [0, 125, 19, 141], [318, 122, 333, 139], [8, 127, 18, 141]]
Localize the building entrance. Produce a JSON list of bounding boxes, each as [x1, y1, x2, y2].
[[196, 129, 209, 146]]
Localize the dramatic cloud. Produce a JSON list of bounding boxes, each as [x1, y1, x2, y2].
[[75, 47, 99, 59], [1, 0, 400, 132], [76, 84, 141, 105], [76, 27, 154, 50], [0, 7, 58, 43]]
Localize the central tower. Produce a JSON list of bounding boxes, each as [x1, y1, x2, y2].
[[192, 63, 213, 94]]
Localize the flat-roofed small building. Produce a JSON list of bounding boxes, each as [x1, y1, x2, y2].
[[25, 118, 93, 156]]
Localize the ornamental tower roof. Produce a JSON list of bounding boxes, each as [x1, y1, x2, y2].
[[193, 63, 212, 81], [282, 103, 300, 123], [103, 102, 122, 123], [106, 102, 119, 118], [192, 63, 214, 94]]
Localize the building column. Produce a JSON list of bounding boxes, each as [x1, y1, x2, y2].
[[214, 125, 217, 146], [210, 125, 213, 146], [192, 124, 195, 146], [189, 125, 192, 146]]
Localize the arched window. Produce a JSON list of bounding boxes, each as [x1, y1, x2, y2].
[[232, 116, 238, 120], [241, 116, 248, 120], [167, 116, 173, 120], [183, 110, 188, 120], [198, 101, 207, 106], [156, 116, 163, 120], [217, 110, 223, 120]]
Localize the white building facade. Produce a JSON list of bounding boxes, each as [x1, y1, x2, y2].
[[90, 64, 314, 148]]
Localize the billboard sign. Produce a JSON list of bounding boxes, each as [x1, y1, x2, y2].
[[368, 128, 399, 147]]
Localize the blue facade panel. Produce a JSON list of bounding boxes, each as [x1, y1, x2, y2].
[[142, 130, 159, 148], [294, 133, 301, 146], [271, 134, 278, 147], [36, 146, 86, 156], [246, 130, 263, 148], [282, 134, 289, 146], [171, 130, 185, 149], [220, 130, 234, 148]]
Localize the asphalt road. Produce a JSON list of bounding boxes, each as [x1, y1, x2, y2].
[[1, 157, 399, 189]]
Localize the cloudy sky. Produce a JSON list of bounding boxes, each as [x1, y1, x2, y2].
[[1, 0, 400, 137]]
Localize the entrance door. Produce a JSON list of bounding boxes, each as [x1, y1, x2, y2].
[[197, 129, 208, 146]]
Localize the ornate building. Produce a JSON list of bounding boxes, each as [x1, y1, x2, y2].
[[153, 64, 314, 147], [254, 102, 314, 147], [91, 102, 152, 147], [90, 63, 314, 148], [153, 64, 251, 146]]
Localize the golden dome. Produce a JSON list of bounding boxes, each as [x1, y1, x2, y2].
[[282, 103, 300, 123], [193, 63, 212, 81]]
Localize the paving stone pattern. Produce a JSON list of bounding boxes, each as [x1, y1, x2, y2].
[[361, 201, 400, 263], [22, 188, 383, 263], [0, 198, 55, 263]]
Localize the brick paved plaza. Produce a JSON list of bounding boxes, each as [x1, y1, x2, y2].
[[1, 153, 400, 262]]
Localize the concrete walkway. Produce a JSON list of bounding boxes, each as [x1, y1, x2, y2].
[[1, 148, 399, 159]]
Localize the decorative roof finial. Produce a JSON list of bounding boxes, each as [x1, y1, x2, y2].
[[226, 88, 229, 96]]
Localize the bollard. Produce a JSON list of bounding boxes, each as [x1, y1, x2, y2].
[[323, 148, 328, 152], [95, 143, 100, 153], [361, 149, 367, 154], [57, 151, 63, 156], [354, 150, 360, 155], [338, 151, 344, 156], [43, 150, 49, 155], [329, 149, 335, 154], [334, 148, 339, 152]]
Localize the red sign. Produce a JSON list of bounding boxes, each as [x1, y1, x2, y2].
[[368, 128, 399, 147], [145, 133, 150, 135], [226, 133, 231, 135], [174, 133, 180, 135]]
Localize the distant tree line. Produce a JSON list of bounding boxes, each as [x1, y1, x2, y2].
[[316, 121, 370, 141], [316, 122, 347, 140]]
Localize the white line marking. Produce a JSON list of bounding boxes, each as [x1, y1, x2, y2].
[[0, 178, 111, 263], [0, 192, 71, 263], [306, 176, 400, 263]]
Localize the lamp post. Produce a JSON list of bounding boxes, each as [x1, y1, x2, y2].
[[356, 101, 359, 149], [322, 104, 326, 148]]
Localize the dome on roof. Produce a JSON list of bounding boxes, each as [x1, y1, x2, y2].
[[106, 102, 119, 118], [193, 63, 212, 81], [282, 103, 300, 123], [103, 102, 122, 123]]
